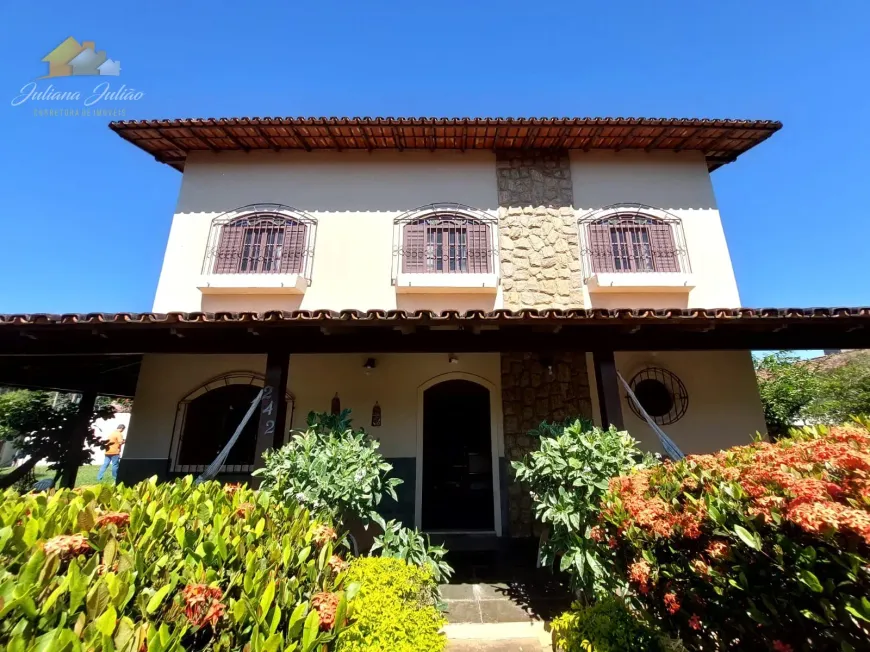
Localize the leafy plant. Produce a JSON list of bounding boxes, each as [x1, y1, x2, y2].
[[255, 411, 401, 524], [0, 390, 115, 489], [600, 420, 870, 651], [754, 351, 822, 435], [336, 557, 445, 652], [804, 355, 870, 424], [370, 516, 453, 585], [551, 597, 665, 652], [0, 477, 352, 650], [512, 420, 654, 599]]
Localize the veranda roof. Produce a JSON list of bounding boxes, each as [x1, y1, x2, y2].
[[0, 307, 866, 356], [108, 117, 782, 172]]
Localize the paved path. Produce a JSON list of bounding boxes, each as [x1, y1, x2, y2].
[[447, 639, 546, 652], [441, 581, 568, 624]]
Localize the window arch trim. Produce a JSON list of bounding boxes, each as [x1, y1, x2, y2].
[[202, 204, 317, 279], [391, 203, 498, 280], [168, 371, 295, 474], [577, 203, 690, 277]]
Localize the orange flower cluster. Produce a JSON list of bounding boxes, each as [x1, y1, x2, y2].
[[95, 512, 130, 529], [772, 641, 793, 652], [663, 592, 680, 614], [328, 554, 349, 574], [43, 534, 92, 560], [607, 473, 705, 539], [588, 526, 604, 542], [311, 592, 340, 630], [223, 483, 242, 495], [235, 502, 255, 518], [607, 424, 870, 545], [312, 524, 337, 547], [182, 584, 225, 628], [628, 560, 652, 594], [690, 559, 710, 576], [706, 540, 730, 560]]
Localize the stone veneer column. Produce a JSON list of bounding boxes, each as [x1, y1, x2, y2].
[[501, 352, 593, 538], [495, 151, 584, 310]]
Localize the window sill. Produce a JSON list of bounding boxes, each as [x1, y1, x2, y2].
[[587, 272, 695, 293], [197, 273, 308, 294], [394, 272, 499, 294]]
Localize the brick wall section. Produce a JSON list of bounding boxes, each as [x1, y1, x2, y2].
[[495, 151, 584, 310], [501, 351, 593, 537]]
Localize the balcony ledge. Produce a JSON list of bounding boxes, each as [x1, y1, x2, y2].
[[394, 272, 499, 294], [587, 272, 695, 293], [197, 273, 308, 295]]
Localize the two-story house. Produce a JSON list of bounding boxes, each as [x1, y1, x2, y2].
[[109, 116, 780, 539]]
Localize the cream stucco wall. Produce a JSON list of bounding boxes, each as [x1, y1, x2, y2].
[[586, 350, 765, 455], [125, 352, 503, 461], [124, 353, 266, 460], [152, 150, 502, 314], [153, 148, 743, 315], [571, 151, 741, 309]]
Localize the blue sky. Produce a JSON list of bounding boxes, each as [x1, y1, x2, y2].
[[0, 1, 868, 317]]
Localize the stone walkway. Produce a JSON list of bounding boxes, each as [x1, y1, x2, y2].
[[441, 581, 568, 624], [438, 549, 571, 651]]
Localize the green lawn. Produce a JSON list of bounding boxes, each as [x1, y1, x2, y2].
[[2, 464, 109, 489]]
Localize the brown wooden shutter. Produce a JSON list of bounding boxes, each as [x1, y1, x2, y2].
[[213, 222, 245, 273], [587, 223, 616, 273], [402, 222, 426, 273], [649, 222, 679, 272], [280, 220, 306, 274], [468, 222, 490, 273]]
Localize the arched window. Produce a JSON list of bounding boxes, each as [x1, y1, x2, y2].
[[170, 372, 294, 474], [578, 204, 689, 275], [204, 204, 316, 277], [395, 204, 497, 275]]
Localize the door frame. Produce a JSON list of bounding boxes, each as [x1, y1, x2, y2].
[[415, 371, 504, 536]]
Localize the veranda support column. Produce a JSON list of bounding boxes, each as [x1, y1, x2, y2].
[[254, 351, 289, 468], [59, 389, 97, 489], [593, 350, 624, 430]]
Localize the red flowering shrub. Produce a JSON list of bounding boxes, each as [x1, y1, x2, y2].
[[601, 421, 870, 650], [95, 511, 130, 529], [43, 534, 92, 560], [182, 583, 226, 628]]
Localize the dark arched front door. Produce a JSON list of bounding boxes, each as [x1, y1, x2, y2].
[[422, 379, 494, 531]]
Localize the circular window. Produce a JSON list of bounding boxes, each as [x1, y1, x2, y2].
[[627, 368, 688, 425]]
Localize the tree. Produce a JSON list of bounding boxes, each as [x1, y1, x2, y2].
[[805, 355, 870, 423], [0, 390, 114, 489], [754, 351, 820, 435]]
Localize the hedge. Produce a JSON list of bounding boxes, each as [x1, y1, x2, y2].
[[600, 421, 870, 651], [0, 477, 353, 651]]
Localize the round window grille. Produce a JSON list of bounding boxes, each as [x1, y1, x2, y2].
[[627, 368, 688, 425]]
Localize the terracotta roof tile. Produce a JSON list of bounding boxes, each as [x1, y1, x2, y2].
[[1, 307, 867, 327], [108, 116, 782, 172]]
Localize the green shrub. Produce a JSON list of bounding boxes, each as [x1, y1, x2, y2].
[[255, 411, 401, 524], [551, 598, 664, 652], [512, 421, 655, 598], [0, 477, 352, 651], [601, 421, 870, 650], [336, 557, 445, 652], [370, 516, 453, 584]]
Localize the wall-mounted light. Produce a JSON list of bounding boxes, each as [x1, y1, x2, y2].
[[448, 353, 459, 365], [371, 401, 382, 427], [331, 393, 341, 415], [363, 358, 377, 375]]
